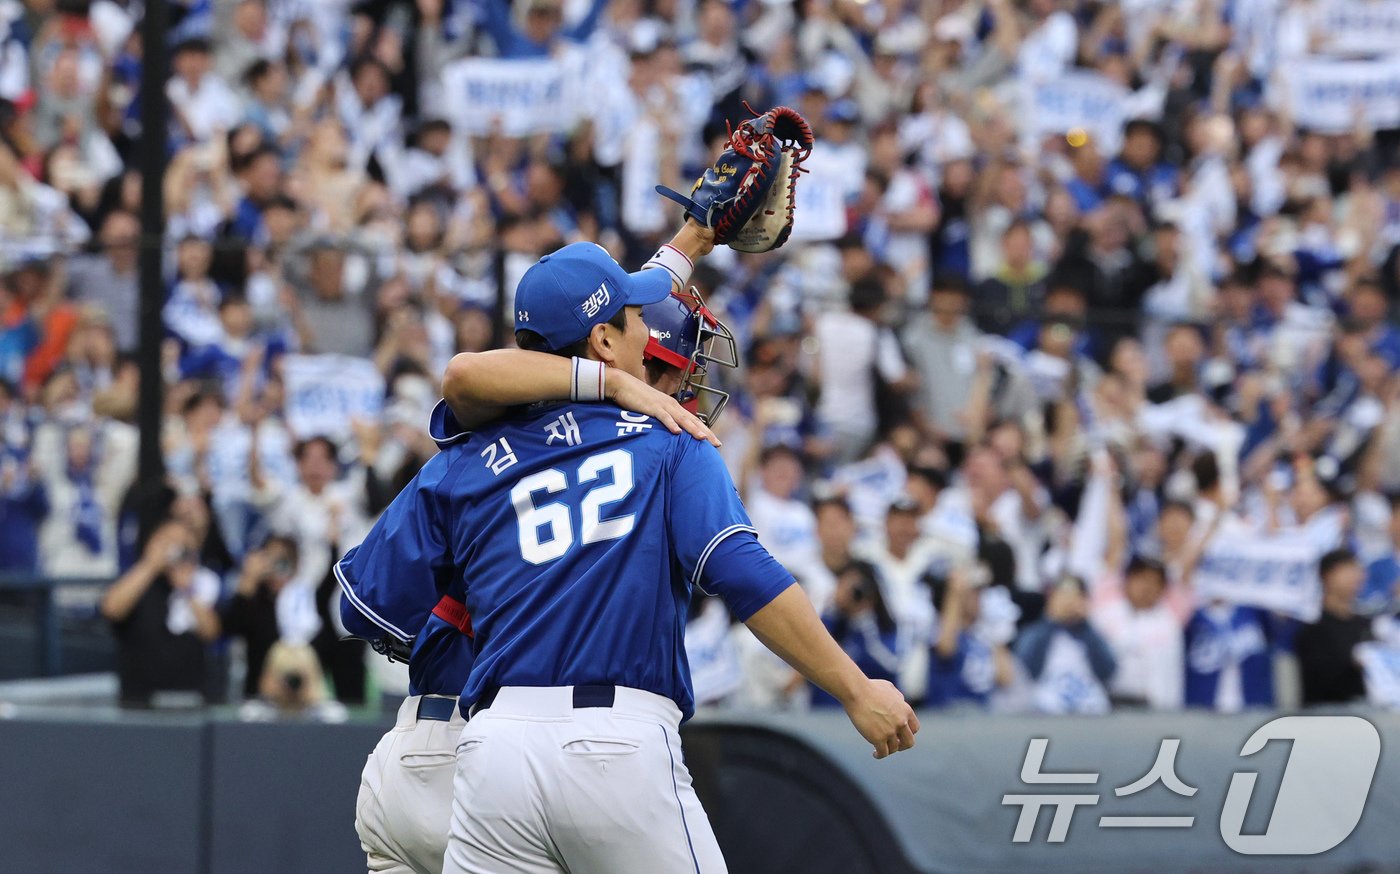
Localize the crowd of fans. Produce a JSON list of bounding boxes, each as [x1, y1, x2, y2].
[[3, 0, 1400, 715]]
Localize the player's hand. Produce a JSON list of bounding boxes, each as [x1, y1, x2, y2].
[[677, 219, 717, 258], [844, 678, 919, 760], [607, 369, 720, 447]]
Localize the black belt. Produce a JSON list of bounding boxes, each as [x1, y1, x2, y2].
[[416, 695, 460, 722], [474, 684, 616, 713]]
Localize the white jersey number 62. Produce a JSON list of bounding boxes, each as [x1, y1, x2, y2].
[[509, 449, 637, 565]]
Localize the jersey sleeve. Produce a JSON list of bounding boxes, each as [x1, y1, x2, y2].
[[666, 436, 790, 618], [696, 530, 795, 620], [335, 462, 457, 644]]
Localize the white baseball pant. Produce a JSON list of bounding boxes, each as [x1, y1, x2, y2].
[[441, 685, 727, 874], [357, 694, 466, 874]]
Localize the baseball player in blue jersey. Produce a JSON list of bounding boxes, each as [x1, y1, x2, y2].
[[341, 242, 915, 874], [342, 227, 734, 874]]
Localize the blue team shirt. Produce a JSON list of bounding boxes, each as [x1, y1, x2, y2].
[[338, 401, 784, 721]]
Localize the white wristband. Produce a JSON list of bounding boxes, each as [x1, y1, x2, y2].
[[570, 356, 606, 402], [642, 244, 694, 291]]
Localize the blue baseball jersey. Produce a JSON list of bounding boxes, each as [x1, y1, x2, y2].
[[338, 478, 476, 699], [338, 401, 789, 721]]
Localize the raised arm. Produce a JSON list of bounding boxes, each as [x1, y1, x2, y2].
[[563, 0, 610, 42], [441, 221, 719, 437], [100, 523, 183, 623]]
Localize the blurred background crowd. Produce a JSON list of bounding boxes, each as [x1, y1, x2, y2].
[[3, 0, 1400, 717]]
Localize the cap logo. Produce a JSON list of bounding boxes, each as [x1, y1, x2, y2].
[[517, 310, 529, 322], [581, 283, 610, 319]]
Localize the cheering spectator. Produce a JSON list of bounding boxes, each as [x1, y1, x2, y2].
[[219, 534, 299, 701], [814, 276, 910, 463], [283, 238, 381, 357], [253, 435, 370, 702], [100, 520, 221, 707], [903, 275, 980, 444], [0, 272, 37, 386], [1359, 495, 1400, 616], [974, 218, 1048, 335], [859, 497, 947, 695], [0, 377, 44, 574], [163, 235, 224, 348], [66, 209, 139, 352], [480, 0, 609, 59], [744, 443, 819, 570], [1091, 556, 1184, 710], [34, 416, 136, 578], [1295, 548, 1373, 706], [926, 566, 1015, 708], [1183, 602, 1274, 712], [166, 38, 242, 144], [9, 0, 1400, 724], [1016, 576, 1117, 714]]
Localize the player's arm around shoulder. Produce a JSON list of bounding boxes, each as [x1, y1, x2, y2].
[[442, 351, 717, 444]]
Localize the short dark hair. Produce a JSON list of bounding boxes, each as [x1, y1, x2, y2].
[[1192, 451, 1220, 493], [1352, 274, 1386, 298], [1044, 271, 1090, 300], [930, 274, 969, 297], [515, 305, 629, 359], [1319, 547, 1359, 580], [181, 386, 224, 416], [234, 143, 281, 174], [1124, 118, 1165, 145], [1221, 268, 1253, 291], [907, 464, 948, 491], [1160, 499, 1195, 519], [262, 193, 299, 213], [814, 495, 853, 518], [848, 276, 885, 313], [243, 58, 274, 88], [759, 443, 805, 467], [1125, 555, 1167, 586], [173, 37, 212, 57], [260, 533, 299, 562], [415, 118, 452, 141], [294, 436, 338, 462], [349, 55, 391, 84]]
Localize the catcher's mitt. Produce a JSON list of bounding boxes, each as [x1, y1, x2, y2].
[[656, 105, 814, 253]]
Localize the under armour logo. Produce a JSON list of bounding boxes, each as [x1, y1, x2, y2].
[[581, 283, 610, 319], [518, 310, 530, 322]]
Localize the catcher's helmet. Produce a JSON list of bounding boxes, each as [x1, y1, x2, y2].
[[641, 288, 737, 426]]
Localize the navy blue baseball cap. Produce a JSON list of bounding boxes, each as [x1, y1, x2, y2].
[[513, 243, 673, 350]]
